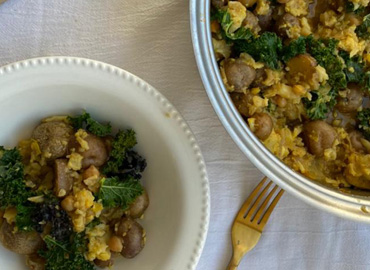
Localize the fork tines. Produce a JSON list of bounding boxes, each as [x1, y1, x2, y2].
[[238, 177, 284, 231]]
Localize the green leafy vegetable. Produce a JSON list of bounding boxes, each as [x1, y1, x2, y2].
[[16, 203, 37, 231], [303, 87, 337, 120], [103, 129, 137, 175], [346, 1, 366, 14], [280, 36, 307, 62], [234, 32, 283, 69], [39, 234, 94, 270], [266, 100, 277, 113], [306, 37, 347, 90], [220, 11, 253, 41], [68, 112, 112, 137], [0, 147, 34, 208], [98, 177, 143, 209], [340, 51, 365, 83], [364, 71, 370, 91], [211, 9, 253, 41], [357, 108, 370, 140], [356, 14, 370, 39]]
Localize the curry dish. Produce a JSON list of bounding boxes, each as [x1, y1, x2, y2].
[[211, 0, 370, 189], [0, 112, 148, 270]]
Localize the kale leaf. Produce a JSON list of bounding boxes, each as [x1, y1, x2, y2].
[[68, 112, 112, 137], [364, 71, 370, 92], [357, 108, 370, 140], [211, 9, 253, 42], [0, 147, 34, 208], [303, 87, 337, 120], [234, 32, 283, 69], [103, 129, 146, 179], [220, 11, 253, 41], [346, 1, 366, 14], [340, 51, 365, 84], [280, 36, 307, 62], [356, 14, 370, 39], [32, 196, 73, 242], [39, 233, 94, 270], [98, 177, 143, 209], [306, 37, 347, 90], [16, 203, 37, 231]]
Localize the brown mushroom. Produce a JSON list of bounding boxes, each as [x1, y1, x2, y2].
[[0, 222, 44, 255], [303, 121, 336, 156], [336, 84, 363, 114], [349, 130, 366, 153], [239, 0, 257, 8], [286, 54, 317, 86], [274, 13, 300, 38], [211, 0, 226, 8], [242, 10, 261, 34], [69, 133, 108, 169], [250, 113, 273, 141], [230, 92, 253, 117], [255, 8, 273, 32], [54, 159, 74, 197], [224, 58, 256, 92], [94, 258, 114, 269], [126, 190, 149, 219], [32, 121, 73, 160], [26, 254, 46, 270], [116, 217, 145, 259]]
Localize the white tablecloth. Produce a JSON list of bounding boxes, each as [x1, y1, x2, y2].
[[1, 1, 370, 270]]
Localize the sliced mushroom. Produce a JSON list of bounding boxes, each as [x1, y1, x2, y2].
[[126, 190, 149, 219], [303, 121, 336, 156], [116, 217, 145, 259], [0, 222, 44, 255], [32, 121, 73, 160], [54, 159, 74, 197], [224, 58, 256, 92]]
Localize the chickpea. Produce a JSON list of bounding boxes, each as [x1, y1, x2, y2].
[[61, 195, 75, 212], [108, 236, 123, 253], [274, 96, 287, 108]]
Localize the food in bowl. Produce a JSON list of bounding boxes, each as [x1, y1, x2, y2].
[[211, 0, 370, 190], [0, 112, 149, 269]]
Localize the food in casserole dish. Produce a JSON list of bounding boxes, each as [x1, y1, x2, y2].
[[211, 0, 370, 189], [0, 112, 149, 269]]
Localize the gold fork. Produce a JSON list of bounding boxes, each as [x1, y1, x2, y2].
[[227, 177, 284, 270]]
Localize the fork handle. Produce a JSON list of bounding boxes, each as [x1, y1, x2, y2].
[[227, 263, 237, 270], [227, 253, 241, 270]]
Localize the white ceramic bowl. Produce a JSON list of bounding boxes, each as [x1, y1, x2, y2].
[[0, 57, 210, 270]]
